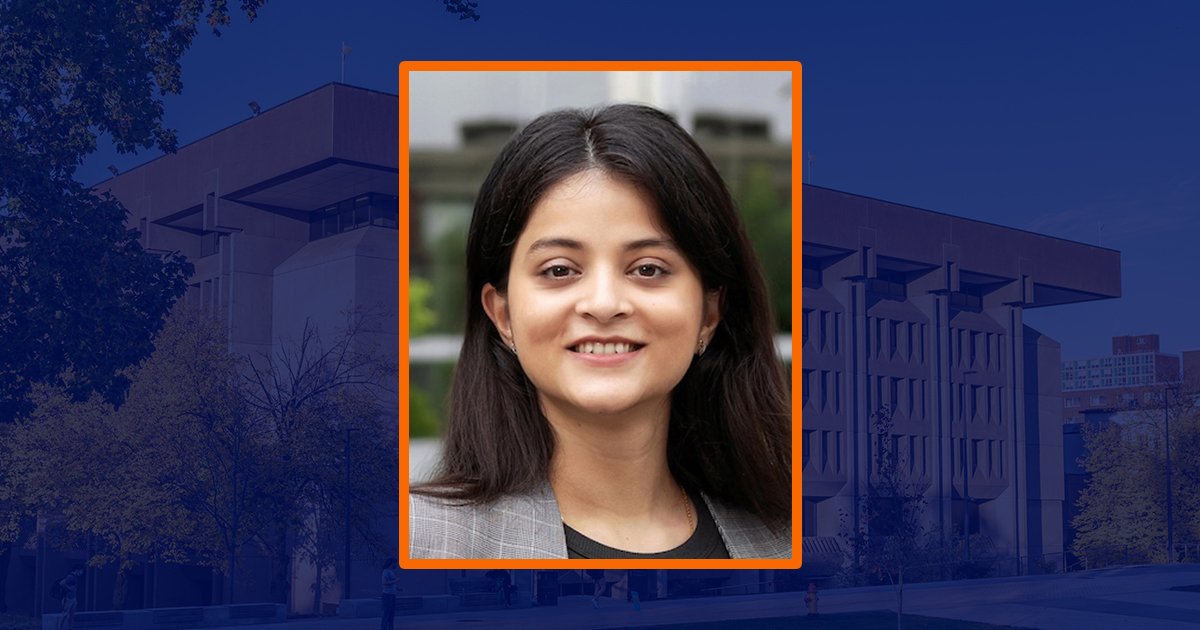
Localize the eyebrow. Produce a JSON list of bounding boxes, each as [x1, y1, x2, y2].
[[524, 237, 679, 258]]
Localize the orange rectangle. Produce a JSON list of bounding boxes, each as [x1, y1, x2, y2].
[[399, 60, 801, 569]]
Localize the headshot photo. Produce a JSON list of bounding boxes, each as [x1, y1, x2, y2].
[[404, 67, 796, 561]]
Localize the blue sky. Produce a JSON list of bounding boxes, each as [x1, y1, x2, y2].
[[79, 1, 1200, 360]]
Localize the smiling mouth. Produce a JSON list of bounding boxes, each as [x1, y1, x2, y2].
[[571, 342, 644, 355]]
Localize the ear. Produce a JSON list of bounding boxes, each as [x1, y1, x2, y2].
[[700, 288, 722, 345], [481, 283, 513, 346]]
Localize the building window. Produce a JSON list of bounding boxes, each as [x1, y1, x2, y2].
[[833, 313, 841, 353], [802, 257, 821, 288], [354, 195, 370, 227], [820, 312, 829, 351], [200, 231, 220, 257], [949, 291, 982, 311], [371, 194, 398, 228], [833, 371, 842, 413], [309, 193, 399, 240], [868, 269, 907, 301]]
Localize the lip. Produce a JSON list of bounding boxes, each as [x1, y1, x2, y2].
[[567, 336, 645, 367]]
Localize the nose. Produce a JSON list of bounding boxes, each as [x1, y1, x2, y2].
[[575, 269, 632, 322]]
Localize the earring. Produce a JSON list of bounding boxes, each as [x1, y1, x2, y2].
[[509, 341, 517, 355], [697, 338, 706, 356]]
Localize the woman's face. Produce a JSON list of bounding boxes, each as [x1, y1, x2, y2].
[[483, 170, 719, 423]]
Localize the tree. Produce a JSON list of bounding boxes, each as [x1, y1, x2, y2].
[[736, 163, 791, 332], [5, 386, 199, 609], [441, 0, 481, 21], [2, 310, 274, 607], [123, 308, 282, 603], [409, 276, 442, 437], [0, 0, 266, 419], [2, 307, 396, 606], [0, 0, 266, 609], [841, 405, 941, 630], [1072, 388, 1200, 567], [242, 310, 396, 605]]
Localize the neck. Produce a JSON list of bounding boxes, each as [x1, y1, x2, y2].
[[542, 397, 693, 553]]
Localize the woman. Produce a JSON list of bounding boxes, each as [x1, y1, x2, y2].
[[410, 103, 791, 559]]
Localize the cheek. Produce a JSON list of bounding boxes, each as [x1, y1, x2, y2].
[[647, 295, 705, 333], [508, 290, 569, 343]]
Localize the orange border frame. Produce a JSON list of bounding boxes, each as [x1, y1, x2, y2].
[[398, 61, 802, 570]]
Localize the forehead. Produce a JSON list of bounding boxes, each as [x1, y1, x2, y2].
[[519, 170, 668, 245]]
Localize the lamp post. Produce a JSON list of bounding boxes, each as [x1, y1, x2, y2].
[[344, 427, 354, 599], [962, 370, 978, 563], [1164, 386, 1175, 563]]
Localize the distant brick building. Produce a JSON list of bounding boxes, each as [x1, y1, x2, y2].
[[1061, 334, 1189, 423]]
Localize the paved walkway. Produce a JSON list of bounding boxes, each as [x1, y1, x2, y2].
[[99, 564, 1200, 629]]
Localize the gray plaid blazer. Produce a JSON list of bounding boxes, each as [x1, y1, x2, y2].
[[409, 483, 791, 559]]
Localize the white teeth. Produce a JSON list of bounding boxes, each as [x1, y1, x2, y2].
[[574, 342, 635, 355]]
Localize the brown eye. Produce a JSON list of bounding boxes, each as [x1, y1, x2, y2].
[[542, 264, 575, 278], [634, 264, 667, 278]]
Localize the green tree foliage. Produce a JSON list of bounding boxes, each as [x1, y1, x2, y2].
[[1072, 390, 1200, 567], [409, 276, 444, 437], [0, 0, 266, 420], [431, 227, 467, 334], [736, 163, 791, 331], [410, 277, 438, 337]]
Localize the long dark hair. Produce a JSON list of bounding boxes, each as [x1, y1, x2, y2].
[[415, 104, 791, 527]]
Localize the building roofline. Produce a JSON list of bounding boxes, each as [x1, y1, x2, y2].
[[803, 183, 1121, 254], [90, 82, 397, 189]]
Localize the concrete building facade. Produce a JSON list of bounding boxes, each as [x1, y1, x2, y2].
[[801, 186, 1121, 570], [3, 82, 1128, 618]]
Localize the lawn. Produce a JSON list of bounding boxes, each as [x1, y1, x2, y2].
[[611, 610, 1034, 629], [0, 614, 37, 630]]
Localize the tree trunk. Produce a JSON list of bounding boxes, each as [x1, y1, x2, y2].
[[226, 547, 238, 604], [269, 526, 292, 607], [0, 542, 10, 613], [314, 562, 323, 615], [896, 565, 904, 630], [112, 554, 130, 610]]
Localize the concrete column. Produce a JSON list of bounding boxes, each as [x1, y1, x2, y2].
[[932, 293, 953, 550], [849, 278, 869, 560]]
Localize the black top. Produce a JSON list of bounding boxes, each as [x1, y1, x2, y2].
[[564, 489, 731, 559]]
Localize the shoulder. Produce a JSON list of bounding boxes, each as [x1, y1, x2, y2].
[[408, 486, 568, 559], [702, 494, 792, 560]]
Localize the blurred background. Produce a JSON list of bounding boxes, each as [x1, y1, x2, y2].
[[406, 70, 796, 478]]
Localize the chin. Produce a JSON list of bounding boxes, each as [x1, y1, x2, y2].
[[570, 397, 642, 417], [564, 388, 669, 419]]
